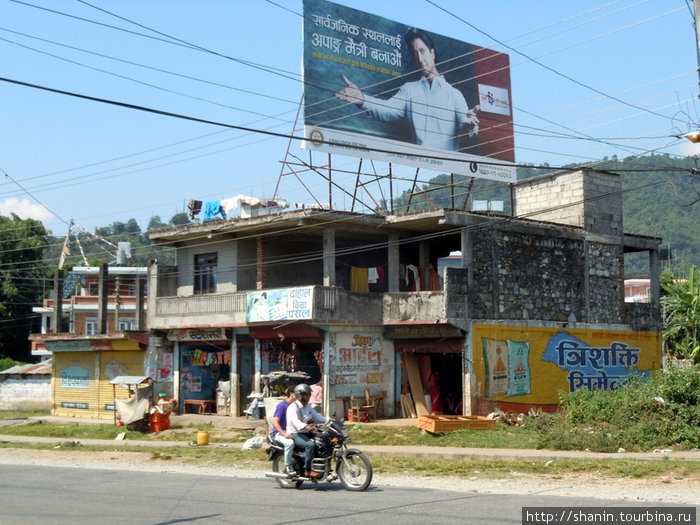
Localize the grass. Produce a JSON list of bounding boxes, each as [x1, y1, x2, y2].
[[345, 423, 540, 449], [0, 417, 539, 449]]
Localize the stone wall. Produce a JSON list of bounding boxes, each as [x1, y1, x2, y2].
[[586, 241, 624, 323], [466, 227, 626, 324], [469, 229, 586, 321]]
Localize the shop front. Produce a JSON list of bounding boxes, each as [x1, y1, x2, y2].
[[387, 325, 466, 417], [250, 325, 323, 401], [328, 327, 395, 420], [37, 333, 149, 420], [169, 328, 231, 415]]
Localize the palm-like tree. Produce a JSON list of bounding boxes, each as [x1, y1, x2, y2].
[[661, 266, 700, 362]]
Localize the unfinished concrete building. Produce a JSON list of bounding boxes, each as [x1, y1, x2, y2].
[[147, 169, 662, 419]]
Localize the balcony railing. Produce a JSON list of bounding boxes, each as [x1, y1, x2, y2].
[[156, 292, 247, 316], [151, 285, 463, 328]]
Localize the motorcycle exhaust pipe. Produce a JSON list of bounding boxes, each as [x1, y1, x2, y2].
[[265, 472, 309, 480]]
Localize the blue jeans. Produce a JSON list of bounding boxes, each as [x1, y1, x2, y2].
[[292, 432, 315, 470], [273, 433, 294, 468]]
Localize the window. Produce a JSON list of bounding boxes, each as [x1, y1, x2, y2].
[[85, 318, 97, 335], [194, 253, 217, 294], [118, 319, 136, 330]]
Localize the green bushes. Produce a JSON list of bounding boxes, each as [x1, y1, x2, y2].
[[532, 365, 700, 452]]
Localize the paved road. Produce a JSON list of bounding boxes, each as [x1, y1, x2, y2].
[[2, 462, 690, 525]]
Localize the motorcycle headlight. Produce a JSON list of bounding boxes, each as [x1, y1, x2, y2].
[[342, 427, 350, 438]]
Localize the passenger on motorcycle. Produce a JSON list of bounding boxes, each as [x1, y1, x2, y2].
[[286, 383, 331, 479], [270, 388, 297, 476]]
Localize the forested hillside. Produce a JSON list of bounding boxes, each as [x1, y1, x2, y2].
[[600, 154, 700, 276]]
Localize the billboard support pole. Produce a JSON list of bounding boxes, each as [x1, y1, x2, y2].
[[328, 153, 333, 210], [460, 177, 476, 211], [272, 95, 304, 202], [389, 163, 394, 214], [350, 159, 363, 212]]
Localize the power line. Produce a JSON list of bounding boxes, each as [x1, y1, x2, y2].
[[426, 0, 683, 123]]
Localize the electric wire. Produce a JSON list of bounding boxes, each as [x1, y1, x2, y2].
[[1, 2, 688, 200], [2, 1, 696, 239]]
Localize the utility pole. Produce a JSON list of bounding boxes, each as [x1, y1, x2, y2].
[[695, 0, 700, 99]]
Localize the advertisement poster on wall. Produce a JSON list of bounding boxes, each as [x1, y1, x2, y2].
[[246, 287, 313, 322], [301, 0, 515, 182], [473, 324, 661, 409], [331, 332, 392, 399]]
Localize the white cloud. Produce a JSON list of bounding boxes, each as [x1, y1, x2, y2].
[[679, 140, 700, 158], [0, 197, 54, 223]]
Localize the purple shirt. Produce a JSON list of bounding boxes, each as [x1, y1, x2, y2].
[[270, 399, 291, 437]]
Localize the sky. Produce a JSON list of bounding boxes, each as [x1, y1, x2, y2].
[[2, 0, 699, 238]]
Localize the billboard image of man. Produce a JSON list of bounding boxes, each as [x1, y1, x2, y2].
[[302, 0, 515, 182], [335, 27, 480, 152]]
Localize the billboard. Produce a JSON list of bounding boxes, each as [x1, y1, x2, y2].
[[302, 0, 516, 182], [472, 324, 662, 410]]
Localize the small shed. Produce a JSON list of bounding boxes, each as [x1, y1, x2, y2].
[[29, 332, 149, 420], [110, 375, 154, 425], [0, 360, 52, 411]]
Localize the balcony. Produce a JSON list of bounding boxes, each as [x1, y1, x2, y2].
[[150, 285, 464, 330]]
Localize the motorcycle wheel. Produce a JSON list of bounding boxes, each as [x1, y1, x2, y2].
[[272, 454, 303, 489], [337, 452, 372, 491]]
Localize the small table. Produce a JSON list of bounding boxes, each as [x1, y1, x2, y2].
[[183, 399, 215, 415]]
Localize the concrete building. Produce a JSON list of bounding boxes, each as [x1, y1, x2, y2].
[[147, 169, 662, 418], [0, 360, 52, 412]]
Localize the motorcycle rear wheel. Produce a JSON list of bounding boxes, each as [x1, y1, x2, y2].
[[337, 452, 372, 491], [272, 454, 303, 489]]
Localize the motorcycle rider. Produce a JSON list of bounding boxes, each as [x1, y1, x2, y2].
[[286, 382, 331, 479], [270, 387, 297, 476]]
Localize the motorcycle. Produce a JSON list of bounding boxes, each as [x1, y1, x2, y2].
[[264, 419, 373, 491]]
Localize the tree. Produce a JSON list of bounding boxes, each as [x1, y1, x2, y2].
[[661, 266, 700, 362], [170, 212, 191, 227], [147, 215, 168, 231], [0, 214, 49, 361]]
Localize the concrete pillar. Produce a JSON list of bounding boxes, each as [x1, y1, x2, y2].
[[323, 331, 332, 417], [649, 248, 660, 311], [52, 269, 63, 334], [135, 276, 145, 331], [256, 237, 267, 290], [323, 227, 335, 287], [230, 333, 239, 417], [97, 263, 109, 334], [460, 227, 473, 290], [419, 241, 429, 290], [388, 234, 400, 292]]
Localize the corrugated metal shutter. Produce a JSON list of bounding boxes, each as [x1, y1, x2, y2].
[[98, 351, 147, 420], [53, 353, 99, 418]]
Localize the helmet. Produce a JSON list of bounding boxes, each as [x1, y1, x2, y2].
[[293, 383, 311, 400]]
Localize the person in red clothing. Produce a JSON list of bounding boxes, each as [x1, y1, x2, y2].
[[429, 373, 443, 415]]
